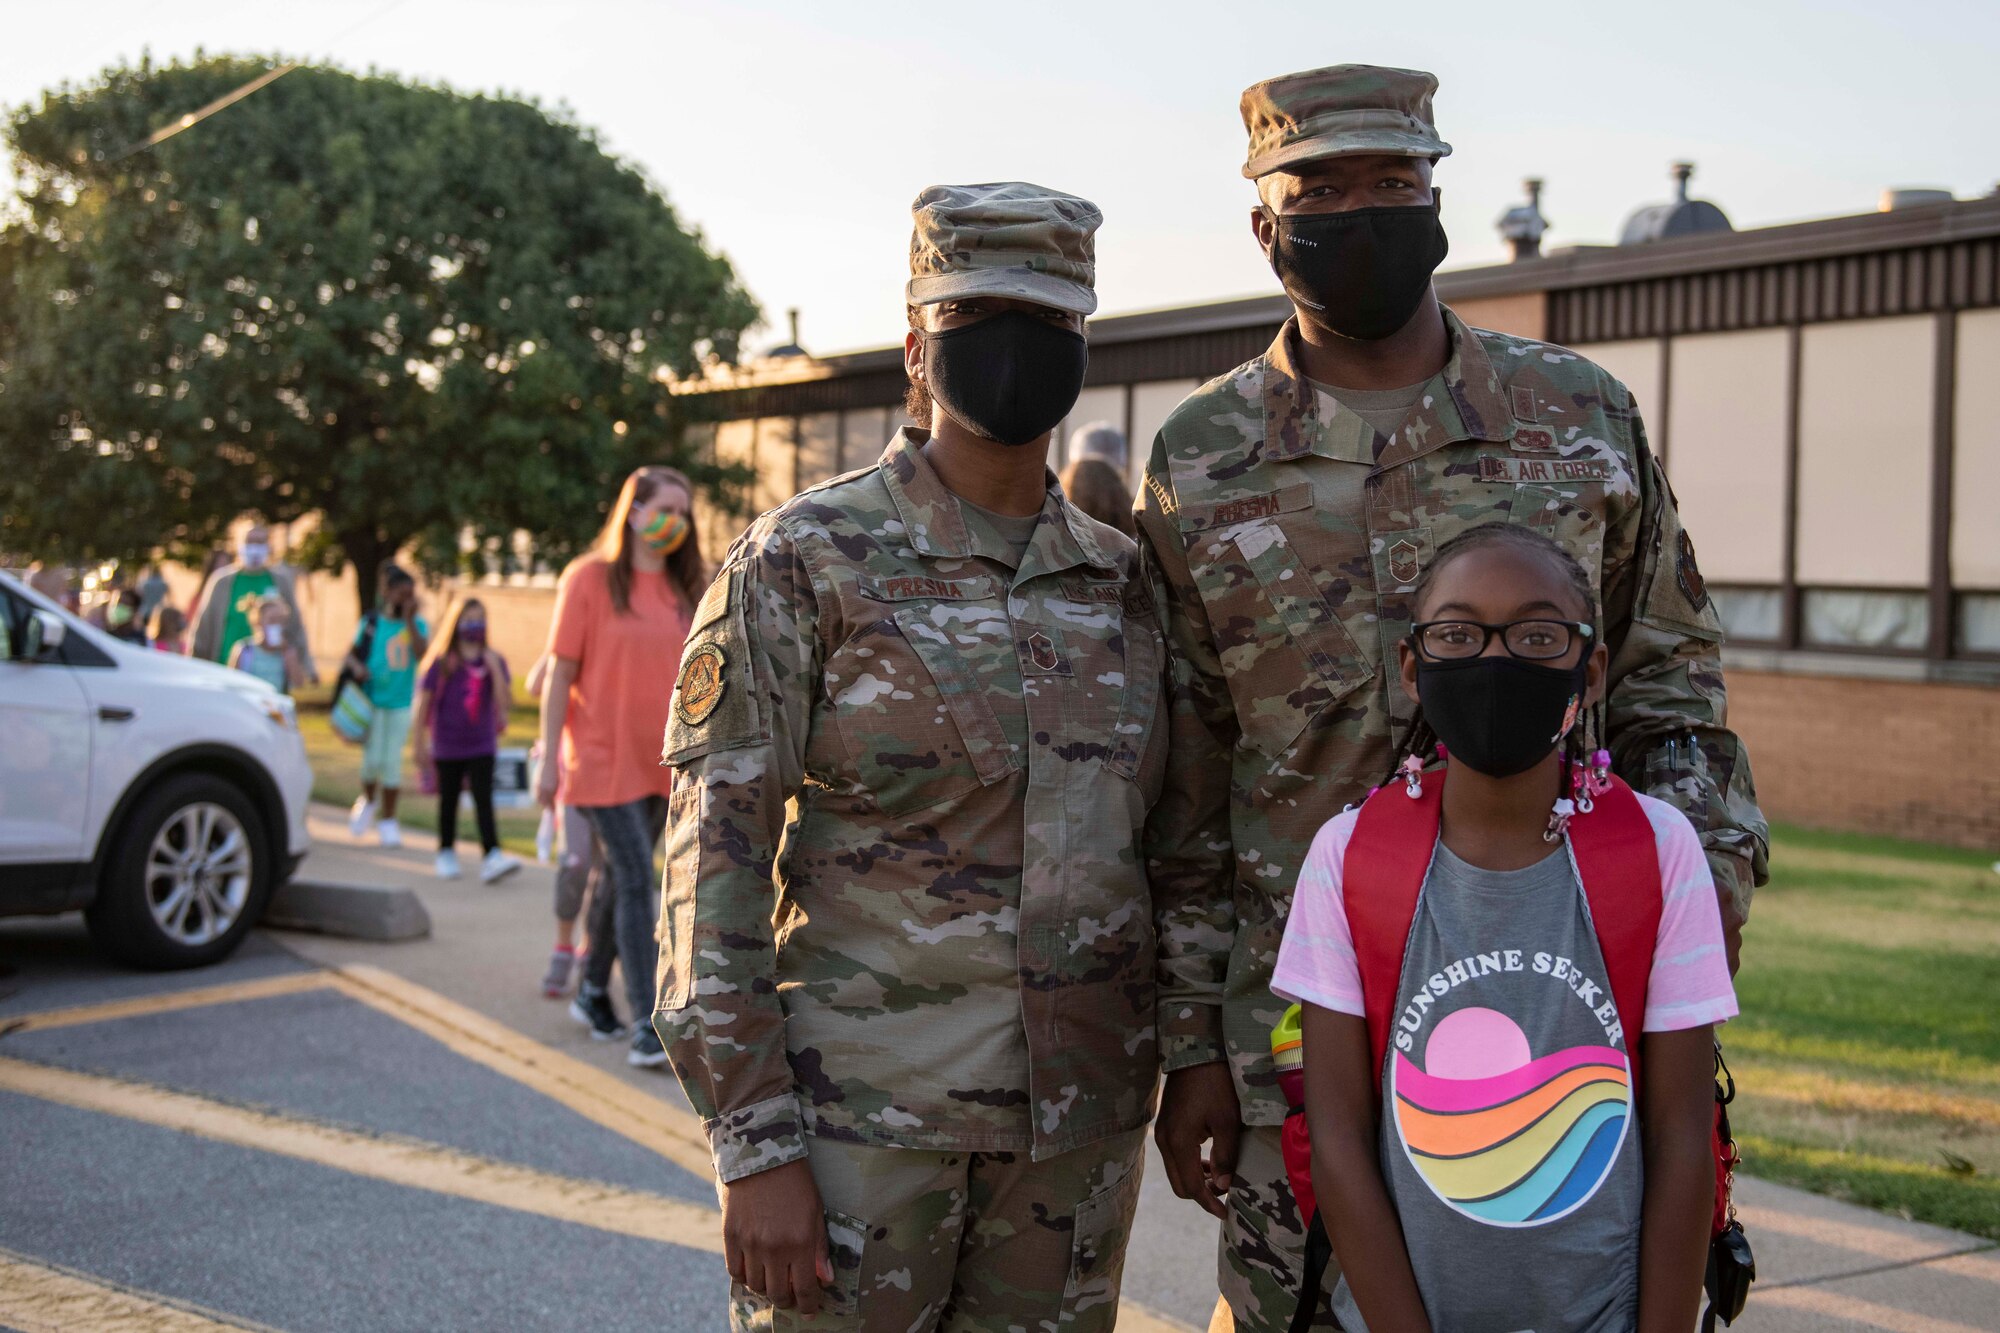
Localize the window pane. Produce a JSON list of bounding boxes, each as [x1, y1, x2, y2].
[[1803, 589, 1928, 650], [1952, 311, 2000, 590], [1711, 587, 1783, 642], [1666, 331, 1789, 582], [1957, 593, 2000, 655], [1797, 318, 1935, 587], [797, 412, 841, 490]]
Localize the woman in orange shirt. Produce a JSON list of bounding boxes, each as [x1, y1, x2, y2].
[[536, 466, 705, 1068]]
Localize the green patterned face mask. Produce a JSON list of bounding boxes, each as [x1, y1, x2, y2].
[[639, 509, 690, 556]]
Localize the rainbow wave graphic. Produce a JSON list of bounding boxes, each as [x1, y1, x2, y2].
[[1391, 1014, 1630, 1228]]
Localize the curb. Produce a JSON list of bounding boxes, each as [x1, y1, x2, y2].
[[265, 879, 431, 942]]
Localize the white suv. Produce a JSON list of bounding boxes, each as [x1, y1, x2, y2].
[[0, 571, 312, 968]]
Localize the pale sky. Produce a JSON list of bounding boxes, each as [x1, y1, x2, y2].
[[6, 0, 1996, 356]]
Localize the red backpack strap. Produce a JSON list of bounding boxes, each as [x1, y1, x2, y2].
[[1566, 775, 1663, 1090], [1341, 770, 1445, 1092]]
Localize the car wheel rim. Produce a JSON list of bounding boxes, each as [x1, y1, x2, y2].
[[145, 802, 253, 946]]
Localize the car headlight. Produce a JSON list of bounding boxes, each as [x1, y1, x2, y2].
[[224, 681, 297, 730]]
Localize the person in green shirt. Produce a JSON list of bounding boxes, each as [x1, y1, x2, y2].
[[344, 564, 429, 848], [189, 526, 317, 679]]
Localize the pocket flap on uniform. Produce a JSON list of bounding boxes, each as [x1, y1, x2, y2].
[[1175, 482, 1317, 535]]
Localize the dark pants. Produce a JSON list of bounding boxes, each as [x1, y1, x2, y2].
[[579, 795, 668, 1022], [435, 755, 499, 854]]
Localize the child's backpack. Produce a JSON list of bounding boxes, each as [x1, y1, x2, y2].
[[1276, 768, 1752, 1333]]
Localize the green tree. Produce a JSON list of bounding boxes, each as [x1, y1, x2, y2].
[[0, 55, 756, 606]]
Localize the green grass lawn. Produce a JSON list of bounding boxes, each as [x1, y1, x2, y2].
[[1731, 824, 2000, 1238], [296, 686, 544, 855]]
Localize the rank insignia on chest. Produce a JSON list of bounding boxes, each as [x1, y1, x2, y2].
[[1024, 631, 1063, 674], [674, 644, 728, 726], [1511, 425, 1559, 454], [1388, 538, 1423, 586]]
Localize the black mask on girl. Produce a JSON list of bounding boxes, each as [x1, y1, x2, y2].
[[1265, 203, 1449, 341], [921, 310, 1089, 447], [1415, 654, 1587, 778]]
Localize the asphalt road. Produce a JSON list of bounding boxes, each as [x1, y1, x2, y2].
[[0, 807, 1994, 1333]]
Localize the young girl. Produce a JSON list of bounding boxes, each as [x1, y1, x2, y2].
[[228, 594, 304, 693], [149, 603, 189, 655], [414, 598, 521, 884], [346, 564, 428, 848], [1272, 523, 1735, 1333]]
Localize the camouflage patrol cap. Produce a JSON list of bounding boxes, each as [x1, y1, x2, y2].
[[907, 182, 1100, 316], [1239, 64, 1452, 179]]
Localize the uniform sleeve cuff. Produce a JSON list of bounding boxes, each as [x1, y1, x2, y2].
[[705, 1092, 809, 1183], [1707, 849, 1755, 920], [1161, 1034, 1228, 1073], [1160, 999, 1227, 1072]]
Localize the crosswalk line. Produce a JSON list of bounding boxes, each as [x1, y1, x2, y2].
[[0, 1055, 724, 1255], [0, 1245, 274, 1332]]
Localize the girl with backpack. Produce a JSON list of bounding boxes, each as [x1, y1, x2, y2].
[[1271, 523, 1737, 1333], [414, 597, 521, 884]]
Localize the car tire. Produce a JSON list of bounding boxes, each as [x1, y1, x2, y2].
[[85, 772, 274, 970]]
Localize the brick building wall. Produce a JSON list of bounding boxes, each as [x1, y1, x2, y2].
[[1727, 669, 2000, 851]]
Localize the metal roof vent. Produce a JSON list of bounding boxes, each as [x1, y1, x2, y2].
[[1617, 161, 1734, 246], [1879, 187, 1954, 212], [1496, 178, 1549, 261], [766, 307, 808, 359]]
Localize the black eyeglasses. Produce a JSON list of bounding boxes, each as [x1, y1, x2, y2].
[[1408, 619, 1593, 662]]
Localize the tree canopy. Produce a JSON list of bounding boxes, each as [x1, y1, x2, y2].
[[0, 55, 757, 604]]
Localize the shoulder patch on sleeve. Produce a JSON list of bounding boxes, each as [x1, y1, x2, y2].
[[664, 565, 765, 765], [1639, 521, 1723, 642], [674, 644, 728, 726]]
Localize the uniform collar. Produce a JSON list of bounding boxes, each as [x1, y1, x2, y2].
[[878, 428, 1118, 575], [1261, 305, 1516, 468]]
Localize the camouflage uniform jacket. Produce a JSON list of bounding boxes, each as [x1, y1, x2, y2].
[[1136, 309, 1770, 1126], [656, 429, 1199, 1181]]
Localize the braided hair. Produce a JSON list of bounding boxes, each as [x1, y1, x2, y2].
[[1380, 522, 1601, 791]]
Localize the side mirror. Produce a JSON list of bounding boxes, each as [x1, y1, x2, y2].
[[22, 608, 67, 661]]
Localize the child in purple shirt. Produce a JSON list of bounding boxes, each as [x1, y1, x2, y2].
[[414, 598, 521, 884]]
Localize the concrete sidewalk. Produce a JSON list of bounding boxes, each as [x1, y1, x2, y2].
[[285, 806, 2000, 1333]]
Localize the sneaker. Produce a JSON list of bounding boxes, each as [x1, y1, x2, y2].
[[540, 947, 577, 999], [480, 848, 523, 884], [435, 849, 462, 880], [628, 1025, 670, 1069], [568, 986, 627, 1041], [377, 818, 402, 849], [348, 797, 377, 838]]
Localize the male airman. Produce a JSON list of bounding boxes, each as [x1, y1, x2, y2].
[[1135, 64, 1770, 1330]]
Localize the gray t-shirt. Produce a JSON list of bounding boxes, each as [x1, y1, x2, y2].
[[1307, 376, 1430, 438], [958, 496, 1041, 569], [1333, 841, 1643, 1333]]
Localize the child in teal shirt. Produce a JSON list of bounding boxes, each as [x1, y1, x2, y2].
[[344, 564, 429, 848]]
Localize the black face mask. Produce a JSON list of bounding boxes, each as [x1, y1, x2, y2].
[[1415, 654, 1586, 779], [1265, 203, 1449, 341], [921, 310, 1088, 447]]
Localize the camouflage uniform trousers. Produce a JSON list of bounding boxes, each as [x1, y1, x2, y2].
[[730, 1128, 1148, 1333], [1218, 1128, 1338, 1333]]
